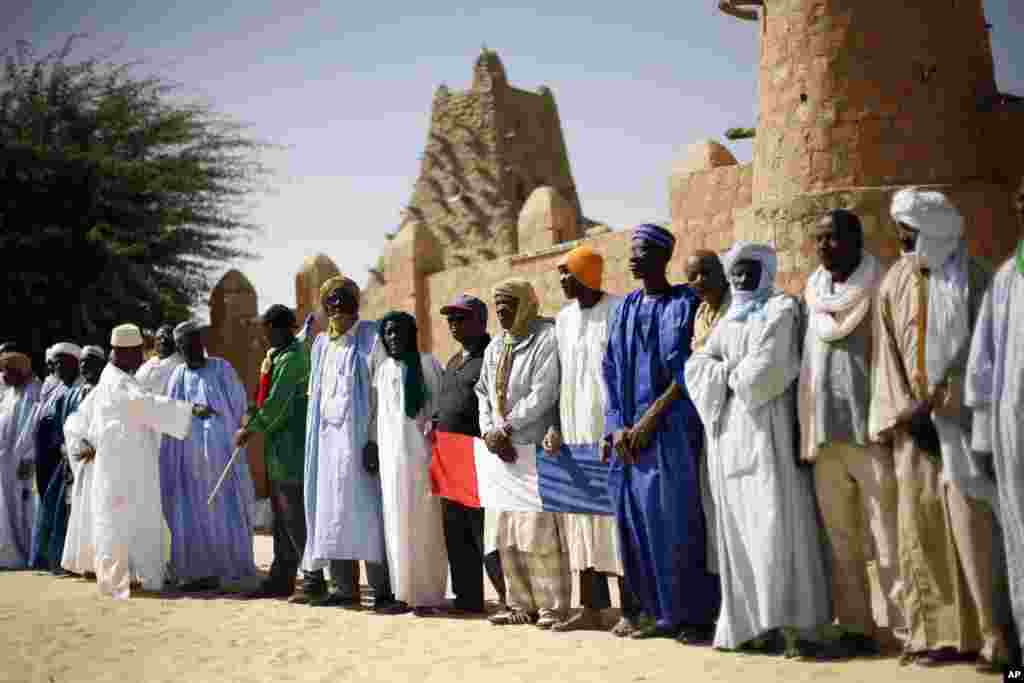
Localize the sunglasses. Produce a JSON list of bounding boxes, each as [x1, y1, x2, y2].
[[324, 290, 357, 311]]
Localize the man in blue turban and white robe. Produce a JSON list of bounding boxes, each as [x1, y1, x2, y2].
[[602, 223, 721, 641]]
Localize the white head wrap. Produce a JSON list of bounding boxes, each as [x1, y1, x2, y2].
[[81, 346, 107, 362], [51, 342, 82, 360], [722, 241, 777, 322], [45, 346, 57, 362], [890, 188, 964, 271], [110, 324, 144, 348]]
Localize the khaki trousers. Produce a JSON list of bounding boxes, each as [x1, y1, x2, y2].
[[814, 441, 903, 638]]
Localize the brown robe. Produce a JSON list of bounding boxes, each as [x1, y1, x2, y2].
[[870, 253, 1006, 660]]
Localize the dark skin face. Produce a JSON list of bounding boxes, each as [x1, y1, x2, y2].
[[685, 252, 727, 307], [445, 311, 486, 349], [813, 215, 862, 283], [177, 332, 206, 370], [46, 359, 57, 377], [111, 347, 144, 375], [155, 325, 176, 359], [558, 265, 582, 301], [264, 322, 293, 350], [81, 357, 105, 385], [54, 353, 80, 386], [729, 259, 763, 292], [495, 295, 518, 332], [323, 287, 359, 336], [1, 366, 27, 387], [628, 241, 670, 283], [382, 319, 415, 358], [897, 222, 919, 254]]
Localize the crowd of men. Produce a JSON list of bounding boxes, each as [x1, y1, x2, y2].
[[1, 180, 1022, 674]]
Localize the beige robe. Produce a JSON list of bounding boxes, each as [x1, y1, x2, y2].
[[870, 254, 1005, 659]]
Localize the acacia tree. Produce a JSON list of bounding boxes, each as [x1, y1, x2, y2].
[[0, 36, 269, 360]]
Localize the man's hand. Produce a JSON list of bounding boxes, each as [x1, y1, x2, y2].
[[15, 459, 34, 480], [483, 429, 517, 463], [932, 376, 964, 419], [363, 441, 380, 475], [75, 445, 96, 463], [233, 429, 251, 449], [600, 436, 613, 464], [893, 400, 932, 428], [541, 427, 563, 455], [629, 413, 658, 453], [611, 429, 636, 465], [192, 404, 218, 420]]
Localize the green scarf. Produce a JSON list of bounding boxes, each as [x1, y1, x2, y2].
[[1017, 239, 1024, 276], [378, 311, 428, 419]]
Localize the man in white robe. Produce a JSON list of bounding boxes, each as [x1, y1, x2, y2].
[[0, 351, 42, 568], [374, 311, 447, 612], [965, 177, 1024, 670], [686, 242, 830, 653], [136, 324, 185, 394], [541, 245, 634, 634], [63, 324, 214, 599], [61, 345, 106, 577]]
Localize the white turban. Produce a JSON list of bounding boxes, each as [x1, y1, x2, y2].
[[45, 346, 56, 362], [110, 324, 144, 348], [722, 241, 778, 322], [51, 342, 82, 360], [890, 188, 964, 270]]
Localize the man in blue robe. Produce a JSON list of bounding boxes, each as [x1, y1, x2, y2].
[[31, 343, 102, 571], [161, 321, 256, 591], [602, 223, 721, 641]]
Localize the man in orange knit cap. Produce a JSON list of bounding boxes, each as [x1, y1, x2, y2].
[[542, 245, 639, 635]]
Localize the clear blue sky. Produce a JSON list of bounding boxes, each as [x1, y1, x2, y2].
[[5, 1, 1023, 320]]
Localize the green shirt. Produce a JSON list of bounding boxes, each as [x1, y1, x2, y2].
[[246, 337, 310, 483]]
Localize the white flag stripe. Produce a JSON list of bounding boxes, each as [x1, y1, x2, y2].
[[473, 441, 543, 511]]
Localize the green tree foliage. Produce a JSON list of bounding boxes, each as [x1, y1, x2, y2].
[[0, 36, 269, 361]]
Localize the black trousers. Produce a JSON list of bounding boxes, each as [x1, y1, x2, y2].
[[443, 499, 486, 610], [579, 568, 639, 619], [267, 480, 306, 586]]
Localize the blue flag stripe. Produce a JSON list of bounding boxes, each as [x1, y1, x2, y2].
[[535, 444, 613, 515]]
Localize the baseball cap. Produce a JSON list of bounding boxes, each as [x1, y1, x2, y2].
[[440, 294, 487, 323]]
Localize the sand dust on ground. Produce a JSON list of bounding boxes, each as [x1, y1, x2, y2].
[[0, 536, 998, 683]]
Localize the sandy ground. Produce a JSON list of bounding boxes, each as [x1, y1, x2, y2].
[[0, 535, 999, 683]]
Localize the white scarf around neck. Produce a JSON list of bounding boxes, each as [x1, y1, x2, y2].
[[804, 251, 879, 343]]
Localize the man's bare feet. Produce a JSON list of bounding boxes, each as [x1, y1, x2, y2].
[[611, 616, 638, 637], [552, 609, 604, 632]]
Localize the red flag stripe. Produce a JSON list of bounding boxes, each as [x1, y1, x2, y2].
[[429, 431, 481, 508]]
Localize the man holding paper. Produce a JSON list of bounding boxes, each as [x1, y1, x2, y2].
[[63, 324, 213, 598]]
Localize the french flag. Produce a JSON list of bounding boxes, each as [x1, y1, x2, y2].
[[429, 431, 613, 515]]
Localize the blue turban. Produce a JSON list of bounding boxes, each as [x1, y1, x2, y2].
[[631, 223, 676, 255]]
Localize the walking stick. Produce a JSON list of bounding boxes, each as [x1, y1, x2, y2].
[[208, 446, 243, 508]]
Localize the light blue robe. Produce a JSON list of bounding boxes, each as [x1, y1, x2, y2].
[[161, 358, 255, 582], [301, 321, 387, 571], [0, 380, 41, 568]]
